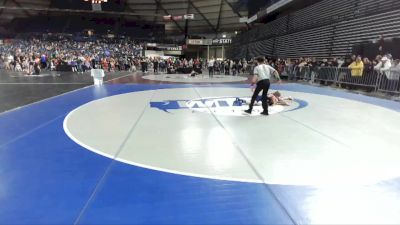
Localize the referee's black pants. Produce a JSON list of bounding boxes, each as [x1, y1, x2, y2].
[[249, 79, 270, 113]]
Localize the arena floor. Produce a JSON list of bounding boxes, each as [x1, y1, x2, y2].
[[1, 70, 400, 224]]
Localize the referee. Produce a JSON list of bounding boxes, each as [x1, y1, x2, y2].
[[244, 57, 281, 115]]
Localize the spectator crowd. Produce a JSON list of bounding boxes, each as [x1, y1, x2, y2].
[[0, 35, 142, 75], [260, 54, 400, 92], [0, 35, 251, 78], [0, 34, 398, 93]]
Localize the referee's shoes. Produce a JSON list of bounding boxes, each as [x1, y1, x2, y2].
[[244, 110, 269, 116]]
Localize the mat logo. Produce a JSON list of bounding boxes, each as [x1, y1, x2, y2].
[[150, 97, 247, 112], [150, 97, 293, 116], [150, 100, 189, 113]]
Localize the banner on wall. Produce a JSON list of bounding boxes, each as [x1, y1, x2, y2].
[[164, 14, 194, 21], [184, 14, 194, 20], [146, 43, 182, 51], [164, 50, 183, 56], [186, 39, 231, 46], [212, 39, 232, 45], [186, 39, 212, 45]]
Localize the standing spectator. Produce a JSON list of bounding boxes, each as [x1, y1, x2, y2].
[[386, 59, 400, 92], [159, 59, 165, 73], [348, 56, 364, 77], [5, 54, 13, 70], [298, 58, 308, 80], [70, 58, 77, 72], [208, 58, 215, 77], [213, 60, 220, 75], [153, 58, 159, 74], [224, 59, 230, 75], [40, 54, 47, 69], [348, 56, 364, 88], [220, 60, 225, 75], [237, 60, 242, 75], [363, 58, 373, 73], [231, 60, 237, 76], [362, 57, 376, 91], [374, 56, 392, 90], [374, 56, 392, 75], [242, 59, 248, 74], [34, 60, 41, 75], [140, 58, 146, 73]]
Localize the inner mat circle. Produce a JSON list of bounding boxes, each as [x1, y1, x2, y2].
[[142, 74, 248, 83], [64, 87, 400, 186]]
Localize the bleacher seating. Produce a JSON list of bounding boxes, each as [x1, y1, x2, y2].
[[356, 0, 400, 17], [288, 0, 356, 32], [248, 39, 275, 58], [256, 16, 288, 41], [228, 0, 400, 59], [275, 26, 334, 58], [332, 9, 400, 57]]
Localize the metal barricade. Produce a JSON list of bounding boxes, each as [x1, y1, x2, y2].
[[281, 65, 292, 79], [376, 69, 400, 95], [291, 65, 302, 80], [313, 67, 379, 90], [282, 65, 312, 80], [266, 64, 399, 96], [300, 66, 312, 81], [336, 67, 379, 89], [313, 66, 338, 84], [277, 64, 399, 96]]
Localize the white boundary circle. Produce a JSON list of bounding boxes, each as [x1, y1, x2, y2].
[[63, 87, 400, 186]]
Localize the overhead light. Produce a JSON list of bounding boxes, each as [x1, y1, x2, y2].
[[84, 0, 108, 3], [234, 31, 238, 35], [222, 34, 226, 38]]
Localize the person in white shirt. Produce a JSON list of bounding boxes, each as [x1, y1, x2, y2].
[[244, 56, 281, 115], [382, 59, 400, 91], [5, 55, 13, 70], [387, 59, 400, 79], [208, 58, 215, 77], [374, 56, 392, 78]]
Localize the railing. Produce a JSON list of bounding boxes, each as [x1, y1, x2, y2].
[[281, 65, 400, 95], [376, 70, 400, 95], [315, 67, 379, 90], [282, 65, 313, 81]]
